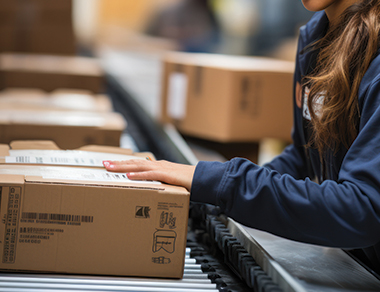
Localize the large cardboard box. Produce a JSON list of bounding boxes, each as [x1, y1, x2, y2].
[[0, 53, 104, 93], [0, 0, 72, 25], [160, 52, 295, 143], [0, 88, 113, 112], [0, 142, 189, 278], [0, 109, 126, 149]]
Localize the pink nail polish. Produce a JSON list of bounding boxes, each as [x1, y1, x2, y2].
[[103, 161, 110, 167]]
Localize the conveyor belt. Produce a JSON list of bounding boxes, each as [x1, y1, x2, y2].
[[0, 250, 217, 292], [0, 243, 255, 292]]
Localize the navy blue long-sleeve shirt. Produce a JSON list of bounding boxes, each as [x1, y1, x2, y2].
[[190, 11, 380, 273]]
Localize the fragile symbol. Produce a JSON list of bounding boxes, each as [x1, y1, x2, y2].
[[135, 206, 150, 218], [152, 256, 171, 264], [153, 230, 176, 253], [159, 211, 176, 229]]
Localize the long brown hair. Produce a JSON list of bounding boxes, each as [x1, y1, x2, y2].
[[305, 0, 380, 155]]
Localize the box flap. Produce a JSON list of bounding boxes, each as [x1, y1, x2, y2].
[[163, 51, 295, 73], [0, 144, 10, 157], [0, 165, 167, 190], [25, 175, 167, 191], [0, 88, 47, 97], [0, 53, 103, 76], [77, 145, 133, 155], [10, 140, 60, 150], [0, 173, 25, 184], [0, 110, 126, 129]]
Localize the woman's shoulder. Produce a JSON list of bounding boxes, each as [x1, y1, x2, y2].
[[298, 11, 328, 45], [359, 50, 380, 98]]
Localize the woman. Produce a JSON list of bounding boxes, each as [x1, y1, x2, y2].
[[103, 0, 380, 274]]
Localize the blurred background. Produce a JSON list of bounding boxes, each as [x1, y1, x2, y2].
[[73, 0, 313, 59], [0, 0, 314, 164]]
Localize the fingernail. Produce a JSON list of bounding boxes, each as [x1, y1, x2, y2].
[[127, 172, 134, 178], [103, 161, 110, 167]]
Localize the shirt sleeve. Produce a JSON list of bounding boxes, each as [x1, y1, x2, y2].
[[190, 73, 380, 250]]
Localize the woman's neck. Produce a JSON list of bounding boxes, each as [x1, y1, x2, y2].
[[325, 0, 359, 24]]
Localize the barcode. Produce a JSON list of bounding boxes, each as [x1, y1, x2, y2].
[[49, 157, 69, 163], [15, 156, 43, 163], [104, 173, 128, 180], [15, 156, 30, 163], [22, 212, 93, 223]]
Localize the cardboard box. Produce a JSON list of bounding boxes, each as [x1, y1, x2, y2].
[[0, 88, 113, 112], [0, 0, 75, 55], [0, 25, 76, 56], [0, 109, 126, 149], [160, 52, 295, 143], [0, 0, 72, 12], [0, 53, 104, 93], [0, 143, 189, 278]]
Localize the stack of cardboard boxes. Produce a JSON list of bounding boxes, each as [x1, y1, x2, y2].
[[0, 0, 190, 280], [0, 0, 76, 55], [0, 53, 105, 93], [0, 53, 126, 149], [0, 141, 189, 278], [0, 51, 190, 277]]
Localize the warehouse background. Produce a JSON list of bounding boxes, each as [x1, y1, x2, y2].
[[73, 0, 313, 58]]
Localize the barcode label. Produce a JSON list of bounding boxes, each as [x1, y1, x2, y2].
[[6, 156, 100, 167], [6, 150, 147, 168], [21, 212, 93, 223], [3, 187, 21, 264]]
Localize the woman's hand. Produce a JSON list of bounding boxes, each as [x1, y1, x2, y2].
[[103, 159, 196, 191]]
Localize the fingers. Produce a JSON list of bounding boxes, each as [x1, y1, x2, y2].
[[127, 170, 157, 181], [103, 159, 152, 173]]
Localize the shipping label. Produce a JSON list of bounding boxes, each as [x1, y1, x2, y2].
[[6, 149, 147, 168], [167, 72, 188, 120]]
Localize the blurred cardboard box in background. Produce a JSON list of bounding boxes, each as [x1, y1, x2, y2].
[[0, 53, 104, 93], [0, 88, 113, 112], [160, 52, 295, 143], [0, 109, 126, 149], [0, 0, 76, 55]]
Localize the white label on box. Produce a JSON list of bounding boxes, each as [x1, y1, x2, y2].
[[0, 166, 161, 185], [167, 72, 188, 120], [6, 150, 146, 167]]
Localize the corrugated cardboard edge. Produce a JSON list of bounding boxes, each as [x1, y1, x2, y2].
[[10, 140, 60, 150], [4, 140, 154, 157], [0, 172, 189, 195]]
